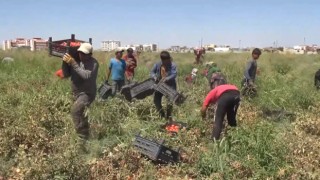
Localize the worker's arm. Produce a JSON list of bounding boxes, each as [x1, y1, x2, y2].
[[61, 61, 71, 78], [106, 60, 112, 82], [150, 63, 158, 80], [201, 106, 208, 120], [130, 58, 137, 69], [201, 89, 217, 120], [70, 60, 99, 80]]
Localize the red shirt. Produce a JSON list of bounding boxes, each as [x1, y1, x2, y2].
[[122, 54, 137, 77], [202, 84, 239, 108]]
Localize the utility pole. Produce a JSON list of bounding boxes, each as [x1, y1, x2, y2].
[[200, 38, 203, 48], [239, 40, 241, 49]]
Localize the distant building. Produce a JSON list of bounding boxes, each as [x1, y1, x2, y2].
[[204, 44, 216, 51], [3, 37, 47, 51], [101, 40, 121, 51], [170, 46, 180, 52], [143, 44, 157, 52], [132, 44, 143, 51], [214, 45, 231, 52], [123, 44, 143, 52]]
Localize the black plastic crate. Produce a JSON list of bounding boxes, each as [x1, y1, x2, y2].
[[120, 82, 137, 101], [98, 82, 112, 99], [48, 34, 92, 59], [133, 134, 180, 164], [153, 82, 186, 105], [130, 78, 155, 99]]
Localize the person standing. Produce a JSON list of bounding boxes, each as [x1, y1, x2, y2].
[[122, 48, 137, 84], [106, 49, 126, 96], [62, 43, 99, 140], [150, 51, 177, 120], [243, 48, 261, 87], [201, 84, 240, 140]]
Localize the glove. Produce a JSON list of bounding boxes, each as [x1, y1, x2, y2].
[[104, 80, 109, 84], [63, 53, 75, 64]]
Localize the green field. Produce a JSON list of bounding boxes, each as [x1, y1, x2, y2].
[[0, 49, 320, 179]]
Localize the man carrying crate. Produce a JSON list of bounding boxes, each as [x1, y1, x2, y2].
[[62, 43, 99, 140], [150, 51, 177, 120]]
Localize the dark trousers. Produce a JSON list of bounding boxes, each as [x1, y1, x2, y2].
[[212, 90, 240, 140], [154, 91, 173, 120], [71, 93, 94, 139], [111, 80, 125, 96]]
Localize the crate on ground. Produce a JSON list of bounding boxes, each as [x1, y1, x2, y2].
[[133, 134, 180, 164], [48, 34, 92, 59], [130, 78, 156, 99], [120, 82, 137, 101], [98, 82, 112, 99], [154, 82, 187, 105]]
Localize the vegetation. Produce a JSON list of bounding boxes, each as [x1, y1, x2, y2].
[[0, 49, 319, 179]]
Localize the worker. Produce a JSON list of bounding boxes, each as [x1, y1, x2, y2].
[[106, 49, 126, 96], [150, 51, 177, 121], [201, 83, 240, 140], [62, 43, 99, 140]]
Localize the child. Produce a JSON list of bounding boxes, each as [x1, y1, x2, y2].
[[201, 83, 240, 140], [150, 51, 177, 120]]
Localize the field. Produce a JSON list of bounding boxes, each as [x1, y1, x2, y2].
[[0, 49, 320, 179]]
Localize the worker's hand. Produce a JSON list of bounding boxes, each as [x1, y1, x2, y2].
[[152, 75, 158, 82], [63, 53, 75, 64], [161, 77, 170, 83], [126, 59, 133, 66], [104, 80, 109, 84], [201, 106, 207, 120]]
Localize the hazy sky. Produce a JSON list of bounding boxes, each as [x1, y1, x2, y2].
[[1, 0, 319, 49]]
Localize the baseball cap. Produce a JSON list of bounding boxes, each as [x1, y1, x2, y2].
[[77, 43, 93, 54]]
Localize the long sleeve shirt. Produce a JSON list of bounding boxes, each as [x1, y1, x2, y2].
[[62, 57, 99, 99], [150, 61, 177, 89], [244, 59, 257, 81]]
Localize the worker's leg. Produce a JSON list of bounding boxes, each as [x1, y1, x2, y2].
[[118, 80, 125, 91], [71, 93, 92, 140], [212, 98, 228, 140], [225, 91, 240, 127], [166, 102, 173, 120], [111, 80, 118, 97], [154, 91, 165, 118]]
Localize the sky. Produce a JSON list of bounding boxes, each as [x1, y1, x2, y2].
[[0, 0, 319, 49]]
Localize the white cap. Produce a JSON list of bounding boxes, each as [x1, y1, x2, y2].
[[77, 43, 93, 54]]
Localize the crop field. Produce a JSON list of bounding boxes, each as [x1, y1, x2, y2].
[[0, 49, 320, 179]]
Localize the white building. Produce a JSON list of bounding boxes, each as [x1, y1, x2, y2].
[[101, 40, 121, 51], [214, 47, 231, 52], [143, 44, 157, 52]]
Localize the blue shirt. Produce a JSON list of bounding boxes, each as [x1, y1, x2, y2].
[[109, 58, 126, 80], [150, 61, 177, 89]]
